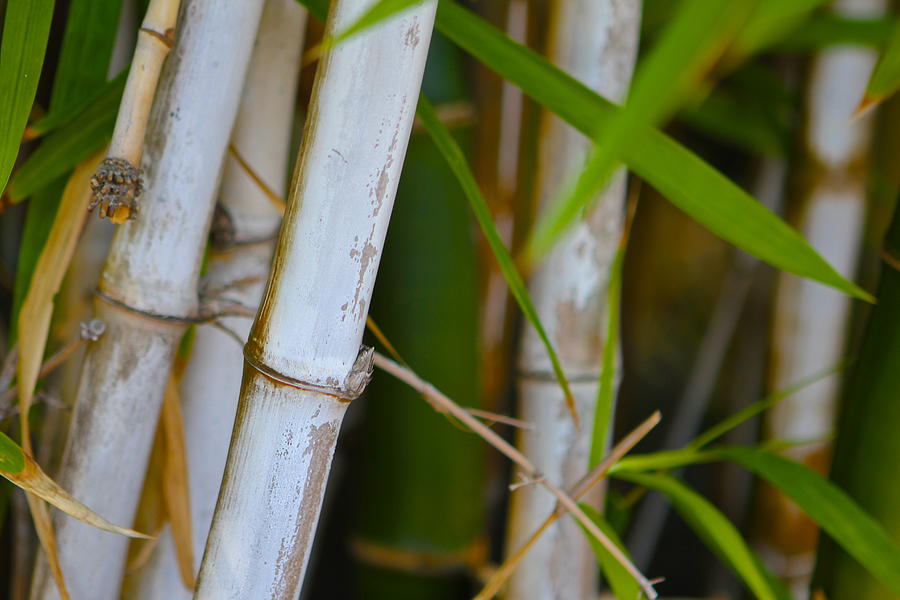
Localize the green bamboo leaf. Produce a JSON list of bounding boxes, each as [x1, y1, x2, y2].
[[716, 446, 900, 594], [433, 0, 872, 302], [528, 0, 755, 261], [861, 18, 900, 111], [8, 72, 124, 202], [590, 234, 625, 467], [611, 447, 714, 474], [0, 0, 55, 196], [728, 0, 829, 61], [578, 503, 641, 600], [679, 86, 790, 157], [415, 94, 577, 423], [332, 0, 422, 45], [0, 431, 26, 474], [774, 15, 894, 51], [614, 471, 788, 600], [688, 360, 848, 450]]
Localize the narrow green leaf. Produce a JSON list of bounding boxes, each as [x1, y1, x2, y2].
[[8, 73, 124, 202], [611, 448, 715, 474], [716, 446, 900, 594], [331, 0, 422, 46], [433, 0, 872, 301], [688, 359, 849, 450], [774, 15, 894, 51], [0, 431, 26, 475], [415, 94, 577, 422], [48, 0, 123, 112], [578, 503, 642, 600], [0, 0, 55, 196], [590, 237, 624, 467], [614, 471, 787, 600], [529, 0, 754, 260], [862, 18, 900, 110], [728, 0, 829, 61]]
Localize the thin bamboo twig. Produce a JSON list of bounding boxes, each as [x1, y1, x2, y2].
[[372, 352, 659, 600], [89, 0, 180, 223], [0, 320, 105, 416], [475, 411, 661, 600]]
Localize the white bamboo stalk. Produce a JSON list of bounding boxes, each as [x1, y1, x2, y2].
[[194, 2, 436, 596], [762, 0, 884, 595], [124, 1, 306, 597], [29, 2, 266, 599], [504, 2, 640, 599]]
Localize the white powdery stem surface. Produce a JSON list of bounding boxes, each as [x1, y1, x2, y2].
[[29, 2, 266, 599], [195, 0, 436, 597], [764, 0, 883, 595], [126, 1, 306, 596], [506, 1, 639, 599]]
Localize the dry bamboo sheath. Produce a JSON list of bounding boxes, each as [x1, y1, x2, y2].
[[125, 0, 307, 596], [29, 2, 266, 598], [762, 0, 883, 593], [194, 1, 437, 596], [504, 1, 640, 599]]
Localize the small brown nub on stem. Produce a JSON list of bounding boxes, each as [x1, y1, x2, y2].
[[89, 157, 143, 223]]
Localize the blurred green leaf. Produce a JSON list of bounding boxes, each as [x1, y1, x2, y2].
[[614, 471, 788, 600], [415, 94, 576, 422], [8, 72, 124, 202], [680, 87, 790, 157], [528, 0, 755, 261], [728, 0, 829, 61], [0, 0, 55, 196], [775, 15, 894, 51], [862, 18, 900, 110], [434, 0, 872, 301], [579, 503, 642, 600], [717, 447, 900, 594], [10, 0, 123, 336]]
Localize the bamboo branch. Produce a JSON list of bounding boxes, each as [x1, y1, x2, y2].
[[89, 0, 180, 223], [474, 411, 660, 600], [372, 352, 660, 600]]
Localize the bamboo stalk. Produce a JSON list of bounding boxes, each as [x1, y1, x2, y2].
[[505, 1, 640, 598], [28, 2, 268, 598], [123, 1, 306, 596], [88, 0, 179, 223], [194, 1, 438, 597], [761, 1, 883, 593]]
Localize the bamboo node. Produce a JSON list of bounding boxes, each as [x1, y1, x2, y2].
[[345, 345, 375, 398], [140, 26, 176, 49], [89, 157, 143, 223]]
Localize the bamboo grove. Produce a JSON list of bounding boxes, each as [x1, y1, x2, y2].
[[1, 1, 900, 599]]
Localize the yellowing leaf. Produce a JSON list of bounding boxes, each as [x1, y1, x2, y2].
[[161, 376, 196, 589]]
